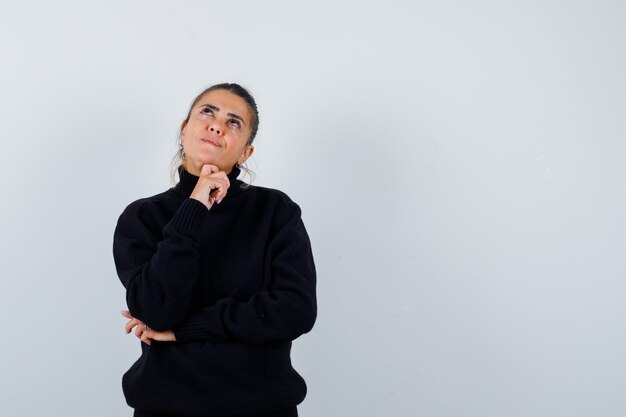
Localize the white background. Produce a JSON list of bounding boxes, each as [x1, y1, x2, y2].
[[1, 1, 624, 416]]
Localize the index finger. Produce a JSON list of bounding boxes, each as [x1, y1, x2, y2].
[[213, 170, 230, 188], [201, 164, 220, 176]]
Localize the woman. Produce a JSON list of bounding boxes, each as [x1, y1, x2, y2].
[[113, 83, 317, 417]]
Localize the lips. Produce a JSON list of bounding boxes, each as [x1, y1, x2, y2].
[[201, 138, 221, 147]]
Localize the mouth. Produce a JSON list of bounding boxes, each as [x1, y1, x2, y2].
[[201, 138, 221, 147]]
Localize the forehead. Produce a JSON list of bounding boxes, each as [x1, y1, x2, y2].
[[195, 89, 252, 123]]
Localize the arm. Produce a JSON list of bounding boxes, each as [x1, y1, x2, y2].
[[114, 165, 230, 331], [172, 202, 317, 346], [113, 198, 208, 331]]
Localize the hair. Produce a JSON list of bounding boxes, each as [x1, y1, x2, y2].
[[170, 83, 259, 185]]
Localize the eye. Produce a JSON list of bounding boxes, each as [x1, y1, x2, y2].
[[228, 119, 241, 128], [200, 106, 213, 116]]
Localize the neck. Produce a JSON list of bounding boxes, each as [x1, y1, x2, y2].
[[183, 160, 234, 176], [174, 164, 243, 199]]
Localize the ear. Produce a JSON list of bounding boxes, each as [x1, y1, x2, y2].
[[237, 145, 255, 166], [179, 120, 188, 140]]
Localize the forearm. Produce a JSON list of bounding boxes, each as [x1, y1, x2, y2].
[[173, 286, 317, 345], [173, 214, 317, 345]]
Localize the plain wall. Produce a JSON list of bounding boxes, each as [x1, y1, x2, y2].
[[1, 1, 624, 416]]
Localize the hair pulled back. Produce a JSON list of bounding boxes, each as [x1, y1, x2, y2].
[[170, 83, 259, 183]]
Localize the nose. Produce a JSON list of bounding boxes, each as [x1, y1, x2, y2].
[[208, 121, 223, 135]]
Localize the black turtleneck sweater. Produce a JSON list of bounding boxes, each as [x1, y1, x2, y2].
[[112, 166, 317, 417]]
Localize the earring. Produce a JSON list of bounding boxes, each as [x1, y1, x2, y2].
[[179, 142, 185, 157]]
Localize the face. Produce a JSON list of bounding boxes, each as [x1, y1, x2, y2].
[[180, 89, 255, 175]]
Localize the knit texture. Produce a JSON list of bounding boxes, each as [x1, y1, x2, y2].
[[113, 166, 317, 417]]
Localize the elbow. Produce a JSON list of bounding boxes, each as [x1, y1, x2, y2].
[[293, 294, 317, 337], [303, 301, 317, 334], [292, 274, 317, 336]]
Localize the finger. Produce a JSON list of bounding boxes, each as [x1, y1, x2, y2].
[[141, 332, 152, 345], [121, 310, 132, 319], [207, 179, 226, 203], [212, 176, 229, 202], [220, 173, 231, 200], [212, 171, 230, 188], [200, 165, 211, 176], [205, 177, 224, 194], [125, 318, 141, 334], [201, 164, 220, 176], [208, 193, 217, 208], [214, 188, 227, 204], [135, 324, 146, 338], [124, 319, 137, 333]]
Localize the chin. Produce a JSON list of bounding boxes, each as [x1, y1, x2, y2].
[[191, 156, 231, 171], [192, 153, 218, 165]]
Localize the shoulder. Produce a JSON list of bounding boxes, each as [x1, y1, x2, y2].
[[243, 186, 312, 250], [118, 188, 169, 216], [115, 189, 179, 232], [241, 184, 302, 216]]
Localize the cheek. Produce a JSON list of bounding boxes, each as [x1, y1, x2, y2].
[[234, 139, 250, 155]]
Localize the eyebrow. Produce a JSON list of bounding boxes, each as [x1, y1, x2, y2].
[[200, 104, 247, 126]]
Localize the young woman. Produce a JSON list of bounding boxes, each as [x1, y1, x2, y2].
[[113, 83, 317, 417]]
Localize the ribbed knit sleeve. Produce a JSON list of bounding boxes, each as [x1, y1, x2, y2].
[[173, 201, 317, 346], [113, 198, 208, 331], [169, 197, 208, 233]]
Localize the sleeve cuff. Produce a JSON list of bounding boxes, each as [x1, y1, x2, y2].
[[168, 198, 207, 235], [173, 315, 208, 342]]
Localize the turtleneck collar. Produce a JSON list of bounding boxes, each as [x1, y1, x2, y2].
[[173, 165, 245, 199]]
